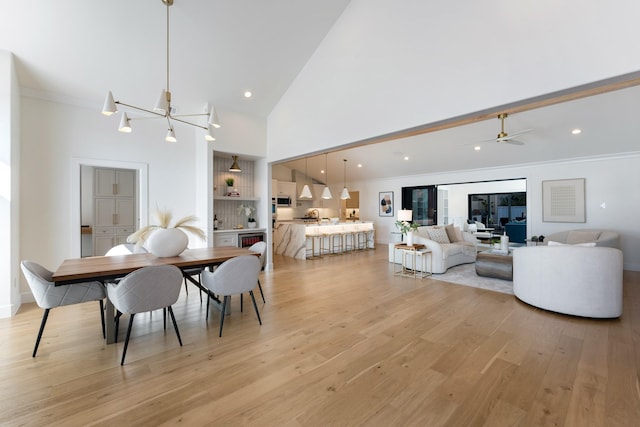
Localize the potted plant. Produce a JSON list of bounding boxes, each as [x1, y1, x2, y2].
[[395, 219, 419, 246], [237, 204, 257, 228], [127, 207, 205, 257], [225, 177, 235, 195]]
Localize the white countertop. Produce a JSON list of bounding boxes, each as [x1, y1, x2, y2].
[[214, 228, 266, 234]]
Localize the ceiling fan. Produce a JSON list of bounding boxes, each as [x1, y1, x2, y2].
[[481, 113, 531, 145]]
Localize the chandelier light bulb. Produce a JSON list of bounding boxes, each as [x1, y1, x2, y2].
[[165, 128, 177, 142], [118, 113, 132, 133], [102, 91, 117, 116]]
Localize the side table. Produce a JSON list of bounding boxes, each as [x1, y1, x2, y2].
[[394, 244, 432, 279]]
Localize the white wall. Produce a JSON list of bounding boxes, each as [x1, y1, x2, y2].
[[0, 50, 21, 317], [268, 0, 640, 163], [354, 154, 640, 271]]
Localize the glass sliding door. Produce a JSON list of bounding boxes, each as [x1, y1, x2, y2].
[[401, 185, 437, 225]]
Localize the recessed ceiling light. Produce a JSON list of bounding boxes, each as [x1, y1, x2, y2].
[[321, 169, 325, 174], [571, 128, 582, 135], [244, 91, 252, 98], [357, 163, 362, 168], [474, 145, 481, 151], [404, 156, 409, 161]]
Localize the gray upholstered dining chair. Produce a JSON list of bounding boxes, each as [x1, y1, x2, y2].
[[20, 260, 106, 357], [248, 241, 267, 303], [106, 265, 183, 365], [201, 255, 262, 337]]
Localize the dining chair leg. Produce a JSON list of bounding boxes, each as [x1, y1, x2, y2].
[[121, 313, 136, 366], [32, 308, 50, 357], [218, 295, 229, 337], [183, 278, 189, 295], [240, 294, 243, 312], [257, 279, 265, 303], [99, 300, 105, 339], [206, 291, 211, 321], [249, 290, 262, 325], [163, 307, 167, 330], [167, 306, 183, 346], [114, 311, 123, 343]]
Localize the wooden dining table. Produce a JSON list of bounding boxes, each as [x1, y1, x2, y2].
[[52, 247, 259, 343]]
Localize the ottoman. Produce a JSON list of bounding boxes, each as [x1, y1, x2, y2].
[[475, 250, 513, 280]]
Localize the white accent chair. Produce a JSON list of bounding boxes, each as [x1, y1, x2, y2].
[[201, 255, 262, 337], [106, 265, 184, 365], [248, 241, 267, 303], [20, 260, 106, 357], [513, 246, 623, 318]]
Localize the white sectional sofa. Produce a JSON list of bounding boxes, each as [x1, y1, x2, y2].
[[389, 224, 477, 274]]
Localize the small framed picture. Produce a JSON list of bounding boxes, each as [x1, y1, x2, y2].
[[379, 191, 394, 217]]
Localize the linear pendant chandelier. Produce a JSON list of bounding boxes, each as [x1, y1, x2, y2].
[[101, 0, 220, 143]]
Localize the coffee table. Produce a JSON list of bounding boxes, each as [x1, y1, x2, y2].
[[475, 249, 513, 280]]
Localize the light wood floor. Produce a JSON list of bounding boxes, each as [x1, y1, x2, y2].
[[2, 248, 640, 426]]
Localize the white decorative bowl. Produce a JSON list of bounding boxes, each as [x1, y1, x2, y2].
[[146, 228, 188, 257]]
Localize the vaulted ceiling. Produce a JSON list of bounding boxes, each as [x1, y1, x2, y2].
[[3, 0, 639, 185]]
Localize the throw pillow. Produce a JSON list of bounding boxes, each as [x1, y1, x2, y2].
[[566, 230, 601, 244], [445, 224, 462, 242], [428, 226, 450, 244], [548, 240, 596, 247]]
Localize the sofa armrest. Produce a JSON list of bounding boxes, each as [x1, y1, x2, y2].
[[461, 231, 479, 245]]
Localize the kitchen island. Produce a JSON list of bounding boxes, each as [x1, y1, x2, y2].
[[274, 221, 374, 259]]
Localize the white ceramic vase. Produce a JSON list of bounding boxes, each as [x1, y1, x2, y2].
[[146, 228, 188, 257], [406, 231, 414, 246], [248, 221, 257, 228]]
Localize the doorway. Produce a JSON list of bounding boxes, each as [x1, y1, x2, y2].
[[71, 158, 148, 258]]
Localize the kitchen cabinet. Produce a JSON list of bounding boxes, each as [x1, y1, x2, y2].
[[214, 233, 238, 247], [346, 191, 359, 208], [93, 168, 136, 256], [95, 168, 135, 197], [277, 181, 297, 206]]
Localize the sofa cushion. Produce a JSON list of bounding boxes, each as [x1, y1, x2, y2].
[[548, 240, 597, 247], [566, 230, 601, 244], [428, 227, 450, 244], [445, 224, 463, 242]]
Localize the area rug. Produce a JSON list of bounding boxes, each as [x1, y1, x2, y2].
[[432, 263, 514, 295]]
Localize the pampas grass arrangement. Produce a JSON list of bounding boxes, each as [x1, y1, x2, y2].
[[127, 207, 206, 244]]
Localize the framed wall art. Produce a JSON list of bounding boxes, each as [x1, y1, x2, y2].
[[542, 178, 586, 222], [379, 191, 394, 217]]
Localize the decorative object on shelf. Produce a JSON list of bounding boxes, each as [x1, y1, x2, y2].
[[396, 209, 418, 246], [340, 159, 351, 200], [379, 191, 394, 217], [225, 177, 239, 196], [101, 0, 220, 143], [127, 207, 205, 257], [237, 204, 256, 227], [229, 155, 242, 172]]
